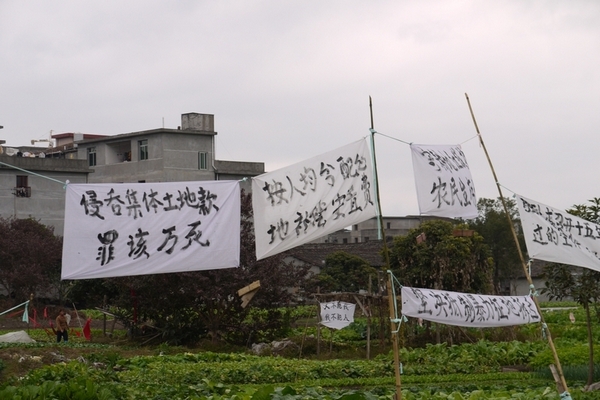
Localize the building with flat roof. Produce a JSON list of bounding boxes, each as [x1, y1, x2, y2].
[[0, 112, 265, 235]]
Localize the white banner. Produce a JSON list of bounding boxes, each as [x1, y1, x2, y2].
[[252, 139, 376, 260], [62, 181, 240, 279], [320, 301, 356, 330], [401, 286, 540, 327], [516, 194, 600, 272], [410, 144, 478, 219]]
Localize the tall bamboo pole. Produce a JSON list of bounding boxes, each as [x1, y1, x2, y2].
[[369, 96, 402, 399], [464, 93, 569, 394]]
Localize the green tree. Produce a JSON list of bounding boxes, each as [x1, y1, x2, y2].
[[468, 197, 525, 294], [318, 251, 377, 293], [542, 197, 600, 386], [0, 217, 62, 302], [389, 219, 493, 294], [91, 190, 310, 345]]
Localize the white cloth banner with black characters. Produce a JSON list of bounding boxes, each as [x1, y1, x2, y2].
[[252, 138, 376, 260], [320, 301, 356, 330], [401, 286, 540, 328], [516, 194, 600, 272], [62, 180, 240, 280], [410, 144, 478, 219]]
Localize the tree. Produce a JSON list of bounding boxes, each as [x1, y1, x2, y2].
[[389, 219, 493, 294], [542, 197, 600, 386], [468, 197, 525, 294], [0, 217, 62, 303], [98, 190, 310, 345], [318, 251, 377, 293]]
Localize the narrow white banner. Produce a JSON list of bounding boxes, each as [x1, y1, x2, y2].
[[410, 144, 478, 219], [401, 286, 540, 327], [516, 194, 600, 272], [62, 180, 240, 280], [320, 301, 356, 330], [252, 139, 376, 260]]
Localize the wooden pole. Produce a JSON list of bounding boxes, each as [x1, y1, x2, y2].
[[370, 96, 401, 399], [387, 276, 403, 400], [464, 93, 569, 394]]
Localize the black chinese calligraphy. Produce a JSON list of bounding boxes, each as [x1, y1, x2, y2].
[[79, 185, 222, 220], [406, 287, 540, 326], [519, 197, 600, 264], [262, 151, 374, 246]]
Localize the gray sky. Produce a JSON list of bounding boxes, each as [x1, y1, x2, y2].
[[1, 1, 599, 217]]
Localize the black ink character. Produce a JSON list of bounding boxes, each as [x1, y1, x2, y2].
[[96, 230, 119, 266], [104, 188, 125, 216], [127, 228, 150, 259], [81, 190, 105, 220], [157, 226, 178, 254], [182, 221, 210, 249]]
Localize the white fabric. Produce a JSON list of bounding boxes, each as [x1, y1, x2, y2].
[[401, 286, 540, 327], [62, 180, 240, 279], [320, 301, 356, 330], [0, 331, 36, 343], [516, 194, 600, 272], [252, 139, 376, 260], [410, 144, 478, 219]]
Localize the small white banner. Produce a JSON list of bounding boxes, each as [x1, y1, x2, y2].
[[62, 180, 240, 279], [252, 139, 376, 260], [320, 301, 356, 330], [516, 194, 600, 272], [401, 286, 540, 327], [410, 144, 478, 219]]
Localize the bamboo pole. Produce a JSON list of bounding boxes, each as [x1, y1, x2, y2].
[[464, 93, 569, 394], [369, 96, 402, 399]]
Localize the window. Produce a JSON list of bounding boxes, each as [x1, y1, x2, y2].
[[353, 224, 358, 231], [364, 237, 370, 242], [87, 147, 96, 166], [15, 175, 30, 197], [386, 222, 391, 229], [342, 238, 348, 244], [199, 152, 208, 170], [139, 139, 148, 161]]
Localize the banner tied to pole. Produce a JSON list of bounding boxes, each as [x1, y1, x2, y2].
[[252, 138, 376, 260], [320, 301, 356, 330], [410, 144, 478, 219], [516, 194, 600, 273], [401, 287, 540, 328], [62, 180, 241, 279]]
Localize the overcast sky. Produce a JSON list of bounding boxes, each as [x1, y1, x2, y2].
[[1, 1, 599, 217]]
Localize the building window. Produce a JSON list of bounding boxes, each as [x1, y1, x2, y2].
[[15, 175, 30, 198], [199, 152, 208, 170], [139, 139, 148, 161], [364, 237, 370, 242], [342, 238, 348, 244], [354, 238, 359, 243], [353, 224, 358, 231], [87, 147, 96, 166], [386, 222, 391, 229]]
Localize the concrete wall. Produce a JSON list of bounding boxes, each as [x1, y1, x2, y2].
[[0, 155, 90, 236]]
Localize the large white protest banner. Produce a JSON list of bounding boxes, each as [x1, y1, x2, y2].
[[62, 180, 240, 279], [516, 194, 600, 272], [401, 286, 540, 328], [320, 301, 356, 330], [410, 144, 478, 219], [252, 138, 376, 260]]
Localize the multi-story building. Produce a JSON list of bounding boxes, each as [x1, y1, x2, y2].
[[0, 113, 265, 235], [311, 215, 454, 244]]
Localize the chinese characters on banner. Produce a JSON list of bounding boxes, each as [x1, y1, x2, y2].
[[410, 144, 478, 219], [320, 301, 356, 330], [252, 139, 376, 260], [401, 287, 540, 328], [516, 194, 600, 272], [62, 181, 240, 280]]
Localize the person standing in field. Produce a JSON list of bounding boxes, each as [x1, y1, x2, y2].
[[56, 309, 69, 343]]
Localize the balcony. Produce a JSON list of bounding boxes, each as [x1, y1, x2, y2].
[[14, 187, 31, 198]]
